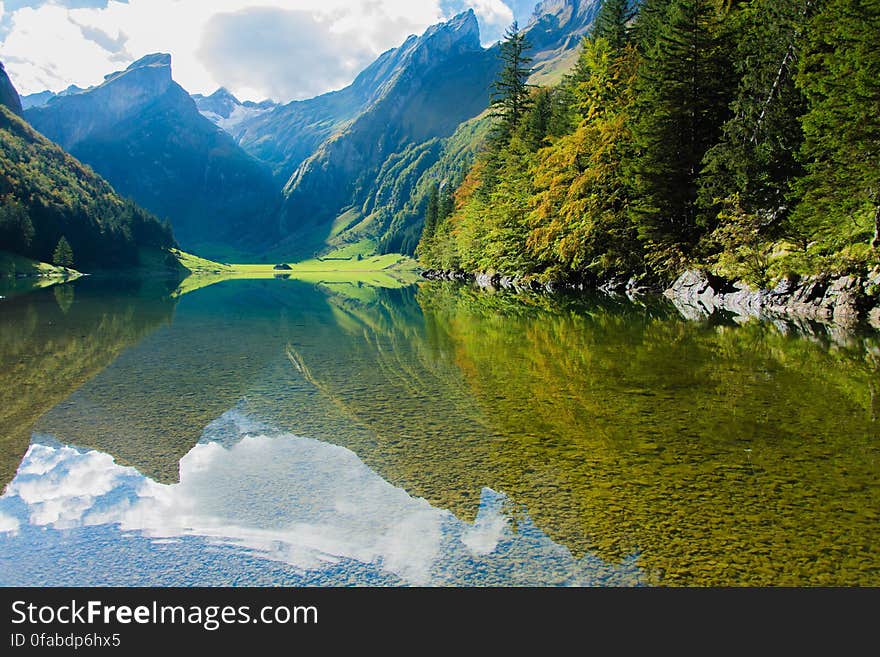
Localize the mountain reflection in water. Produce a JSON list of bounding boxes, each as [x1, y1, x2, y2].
[[0, 410, 643, 587], [0, 277, 878, 586]]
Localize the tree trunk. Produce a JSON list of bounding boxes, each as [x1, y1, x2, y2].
[[873, 204, 880, 250]]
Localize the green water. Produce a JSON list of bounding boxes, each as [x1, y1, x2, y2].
[[0, 276, 877, 586]]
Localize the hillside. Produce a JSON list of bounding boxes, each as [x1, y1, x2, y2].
[[419, 0, 880, 307], [243, 2, 600, 260], [0, 102, 176, 271], [25, 54, 280, 257]]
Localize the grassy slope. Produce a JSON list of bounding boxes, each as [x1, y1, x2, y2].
[[0, 250, 81, 278], [171, 249, 421, 297], [0, 251, 83, 298]]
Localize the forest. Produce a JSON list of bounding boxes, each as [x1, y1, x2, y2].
[[417, 0, 880, 288], [0, 105, 176, 271]]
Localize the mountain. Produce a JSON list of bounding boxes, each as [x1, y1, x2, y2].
[[336, 113, 492, 257], [272, 10, 498, 256], [0, 63, 22, 116], [526, 0, 603, 84], [0, 99, 176, 271], [191, 88, 276, 139], [20, 85, 86, 110], [25, 54, 280, 256], [14, 1, 599, 261], [249, 2, 599, 259]]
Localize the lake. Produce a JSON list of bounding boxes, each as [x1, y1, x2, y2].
[[0, 275, 878, 586]]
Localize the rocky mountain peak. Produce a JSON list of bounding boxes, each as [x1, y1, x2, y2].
[[529, 0, 595, 26], [210, 87, 239, 102], [351, 10, 482, 104], [100, 52, 172, 88], [525, 0, 601, 53], [126, 52, 172, 72], [423, 9, 481, 50], [25, 53, 180, 152]]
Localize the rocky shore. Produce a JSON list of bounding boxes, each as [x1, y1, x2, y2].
[[665, 268, 880, 330], [422, 269, 649, 295], [422, 267, 880, 331]]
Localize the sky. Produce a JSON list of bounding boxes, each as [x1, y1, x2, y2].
[[0, 0, 541, 103]]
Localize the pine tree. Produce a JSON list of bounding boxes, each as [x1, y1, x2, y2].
[[627, 0, 733, 268], [594, 0, 637, 52], [633, 0, 674, 55], [699, 0, 814, 226], [439, 184, 456, 221], [521, 87, 555, 151], [52, 236, 74, 269], [793, 0, 880, 251], [490, 22, 534, 147], [424, 183, 440, 240], [0, 198, 34, 252]]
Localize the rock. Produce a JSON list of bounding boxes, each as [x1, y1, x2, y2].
[[791, 277, 827, 306], [665, 269, 731, 316], [817, 276, 862, 325], [599, 276, 628, 295], [718, 286, 764, 320], [475, 272, 497, 289], [665, 268, 879, 330], [698, 283, 720, 312], [868, 306, 880, 331], [771, 276, 798, 297], [669, 296, 710, 321], [666, 269, 710, 296], [665, 269, 719, 305]]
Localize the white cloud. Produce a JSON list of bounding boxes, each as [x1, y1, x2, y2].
[[0, 412, 647, 586], [8, 444, 130, 528], [0, 510, 19, 535], [5, 434, 449, 585], [0, 0, 521, 102]]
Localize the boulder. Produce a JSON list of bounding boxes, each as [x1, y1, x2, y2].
[[868, 305, 880, 331], [824, 276, 861, 325]]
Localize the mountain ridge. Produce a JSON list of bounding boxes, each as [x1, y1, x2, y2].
[[14, 1, 601, 260], [25, 54, 281, 256], [269, 1, 600, 258], [0, 63, 23, 116]]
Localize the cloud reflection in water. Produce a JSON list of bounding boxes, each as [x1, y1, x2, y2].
[[0, 411, 644, 587]]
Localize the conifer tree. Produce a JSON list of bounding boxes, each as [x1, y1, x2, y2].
[[490, 22, 534, 147], [699, 0, 814, 225], [633, 0, 674, 54], [793, 0, 880, 251], [627, 0, 733, 266], [423, 183, 440, 240], [594, 0, 637, 52], [521, 88, 555, 151], [52, 236, 75, 269], [439, 184, 456, 221]]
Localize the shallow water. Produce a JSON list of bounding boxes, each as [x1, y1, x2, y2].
[[0, 277, 878, 586]]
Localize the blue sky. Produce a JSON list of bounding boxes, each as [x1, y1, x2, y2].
[[0, 0, 542, 102]]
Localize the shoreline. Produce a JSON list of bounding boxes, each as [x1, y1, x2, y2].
[[422, 267, 880, 332]]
